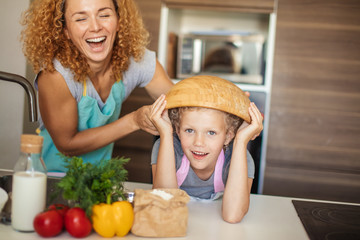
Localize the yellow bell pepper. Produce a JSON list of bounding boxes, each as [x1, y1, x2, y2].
[[92, 200, 134, 238]]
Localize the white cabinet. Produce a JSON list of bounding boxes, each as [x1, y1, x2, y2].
[[162, 0, 275, 13], [157, 5, 277, 193]]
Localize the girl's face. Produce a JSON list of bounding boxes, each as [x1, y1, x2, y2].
[[177, 108, 234, 179], [63, 0, 119, 65]]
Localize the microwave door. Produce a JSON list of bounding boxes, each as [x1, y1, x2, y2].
[[203, 40, 237, 74]]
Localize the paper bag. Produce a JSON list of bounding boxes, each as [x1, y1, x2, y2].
[[131, 188, 190, 237]]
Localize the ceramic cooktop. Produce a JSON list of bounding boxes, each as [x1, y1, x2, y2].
[[292, 200, 360, 240]]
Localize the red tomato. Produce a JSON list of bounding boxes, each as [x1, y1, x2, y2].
[[33, 210, 63, 237], [64, 207, 92, 238], [48, 203, 69, 217]]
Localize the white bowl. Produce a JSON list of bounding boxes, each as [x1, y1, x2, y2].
[[0, 187, 8, 213]]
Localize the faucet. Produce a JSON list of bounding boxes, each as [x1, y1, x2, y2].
[[0, 71, 38, 122]]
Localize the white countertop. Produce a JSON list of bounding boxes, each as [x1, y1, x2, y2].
[[0, 182, 310, 240]]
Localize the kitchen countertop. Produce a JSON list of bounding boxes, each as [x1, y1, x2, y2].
[[0, 181, 311, 240]]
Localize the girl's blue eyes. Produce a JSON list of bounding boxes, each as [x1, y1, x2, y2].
[[208, 131, 216, 136], [184, 129, 216, 135]]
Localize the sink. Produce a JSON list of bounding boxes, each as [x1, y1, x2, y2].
[[0, 173, 67, 224]]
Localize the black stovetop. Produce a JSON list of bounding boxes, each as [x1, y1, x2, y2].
[[292, 200, 360, 240]]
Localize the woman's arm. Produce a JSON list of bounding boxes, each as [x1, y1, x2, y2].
[[132, 59, 174, 135], [38, 70, 151, 156], [38, 58, 173, 156], [150, 95, 178, 189], [145, 60, 174, 99], [222, 103, 263, 223]]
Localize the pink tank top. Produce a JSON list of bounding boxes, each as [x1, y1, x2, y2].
[[176, 149, 225, 193]]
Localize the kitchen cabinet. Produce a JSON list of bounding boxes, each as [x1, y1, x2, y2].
[[163, 0, 275, 13], [132, 0, 162, 52], [113, 88, 155, 183], [112, 0, 162, 183], [263, 0, 360, 203]]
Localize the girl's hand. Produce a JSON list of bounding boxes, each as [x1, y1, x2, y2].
[[236, 102, 263, 143], [150, 95, 173, 136]]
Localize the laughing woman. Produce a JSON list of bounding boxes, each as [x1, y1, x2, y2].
[[20, 0, 173, 172]]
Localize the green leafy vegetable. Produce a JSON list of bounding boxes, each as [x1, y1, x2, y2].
[[56, 155, 129, 217]]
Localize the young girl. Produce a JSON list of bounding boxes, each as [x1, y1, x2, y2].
[[150, 76, 263, 223]]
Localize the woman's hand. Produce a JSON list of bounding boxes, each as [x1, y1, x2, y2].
[[236, 102, 263, 143], [133, 105, 159, 135], [149, 95, 173, 136]]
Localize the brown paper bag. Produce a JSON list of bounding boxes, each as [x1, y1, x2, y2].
[[131, 188, 190, 237]]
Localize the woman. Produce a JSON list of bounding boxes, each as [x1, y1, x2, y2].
[[20, 0, 173, 172]]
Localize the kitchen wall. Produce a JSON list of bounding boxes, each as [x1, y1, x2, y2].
[[263, 0, 360, 203], [0, 0, 31, 170]]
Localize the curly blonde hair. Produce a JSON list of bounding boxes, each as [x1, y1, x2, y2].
[[21, 0, 149, 82], [168, 107, 244, 136]]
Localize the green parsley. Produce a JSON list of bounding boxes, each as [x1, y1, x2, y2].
[[56, 155, 129, 217]]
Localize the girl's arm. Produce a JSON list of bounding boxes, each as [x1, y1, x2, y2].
[[222, 102, 263, 223], [150, 95, 178, 189]]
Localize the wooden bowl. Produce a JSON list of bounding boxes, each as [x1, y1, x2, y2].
[[166, 75, 251, 123]]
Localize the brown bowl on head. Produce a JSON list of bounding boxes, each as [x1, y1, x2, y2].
[[165, 75, 251, 123]]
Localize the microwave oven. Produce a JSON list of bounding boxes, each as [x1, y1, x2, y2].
[[177, 32, 266, 84]]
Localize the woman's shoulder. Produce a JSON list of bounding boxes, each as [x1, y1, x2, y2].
[[36, 60, 83, 100], [36, 59, 74, 84], [36, 69, 74, 109], [36, 69, 65, 88]]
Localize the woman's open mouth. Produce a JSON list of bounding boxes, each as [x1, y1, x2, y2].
[[86, 36, 106, 48]]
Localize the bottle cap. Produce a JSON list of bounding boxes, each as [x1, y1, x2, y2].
[[20, 134, 44, 153]]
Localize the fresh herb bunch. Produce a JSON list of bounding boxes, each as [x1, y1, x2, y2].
[[56, 156, 129, 217]]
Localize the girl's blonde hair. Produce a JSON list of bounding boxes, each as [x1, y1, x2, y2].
[[168, 107, 244, 137], [21, 0, 149, 82]]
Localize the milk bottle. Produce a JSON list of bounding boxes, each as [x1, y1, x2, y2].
[[11, 134, 47, 232]]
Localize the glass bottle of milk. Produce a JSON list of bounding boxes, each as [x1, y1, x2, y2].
[[11, 134, 47, 232]]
